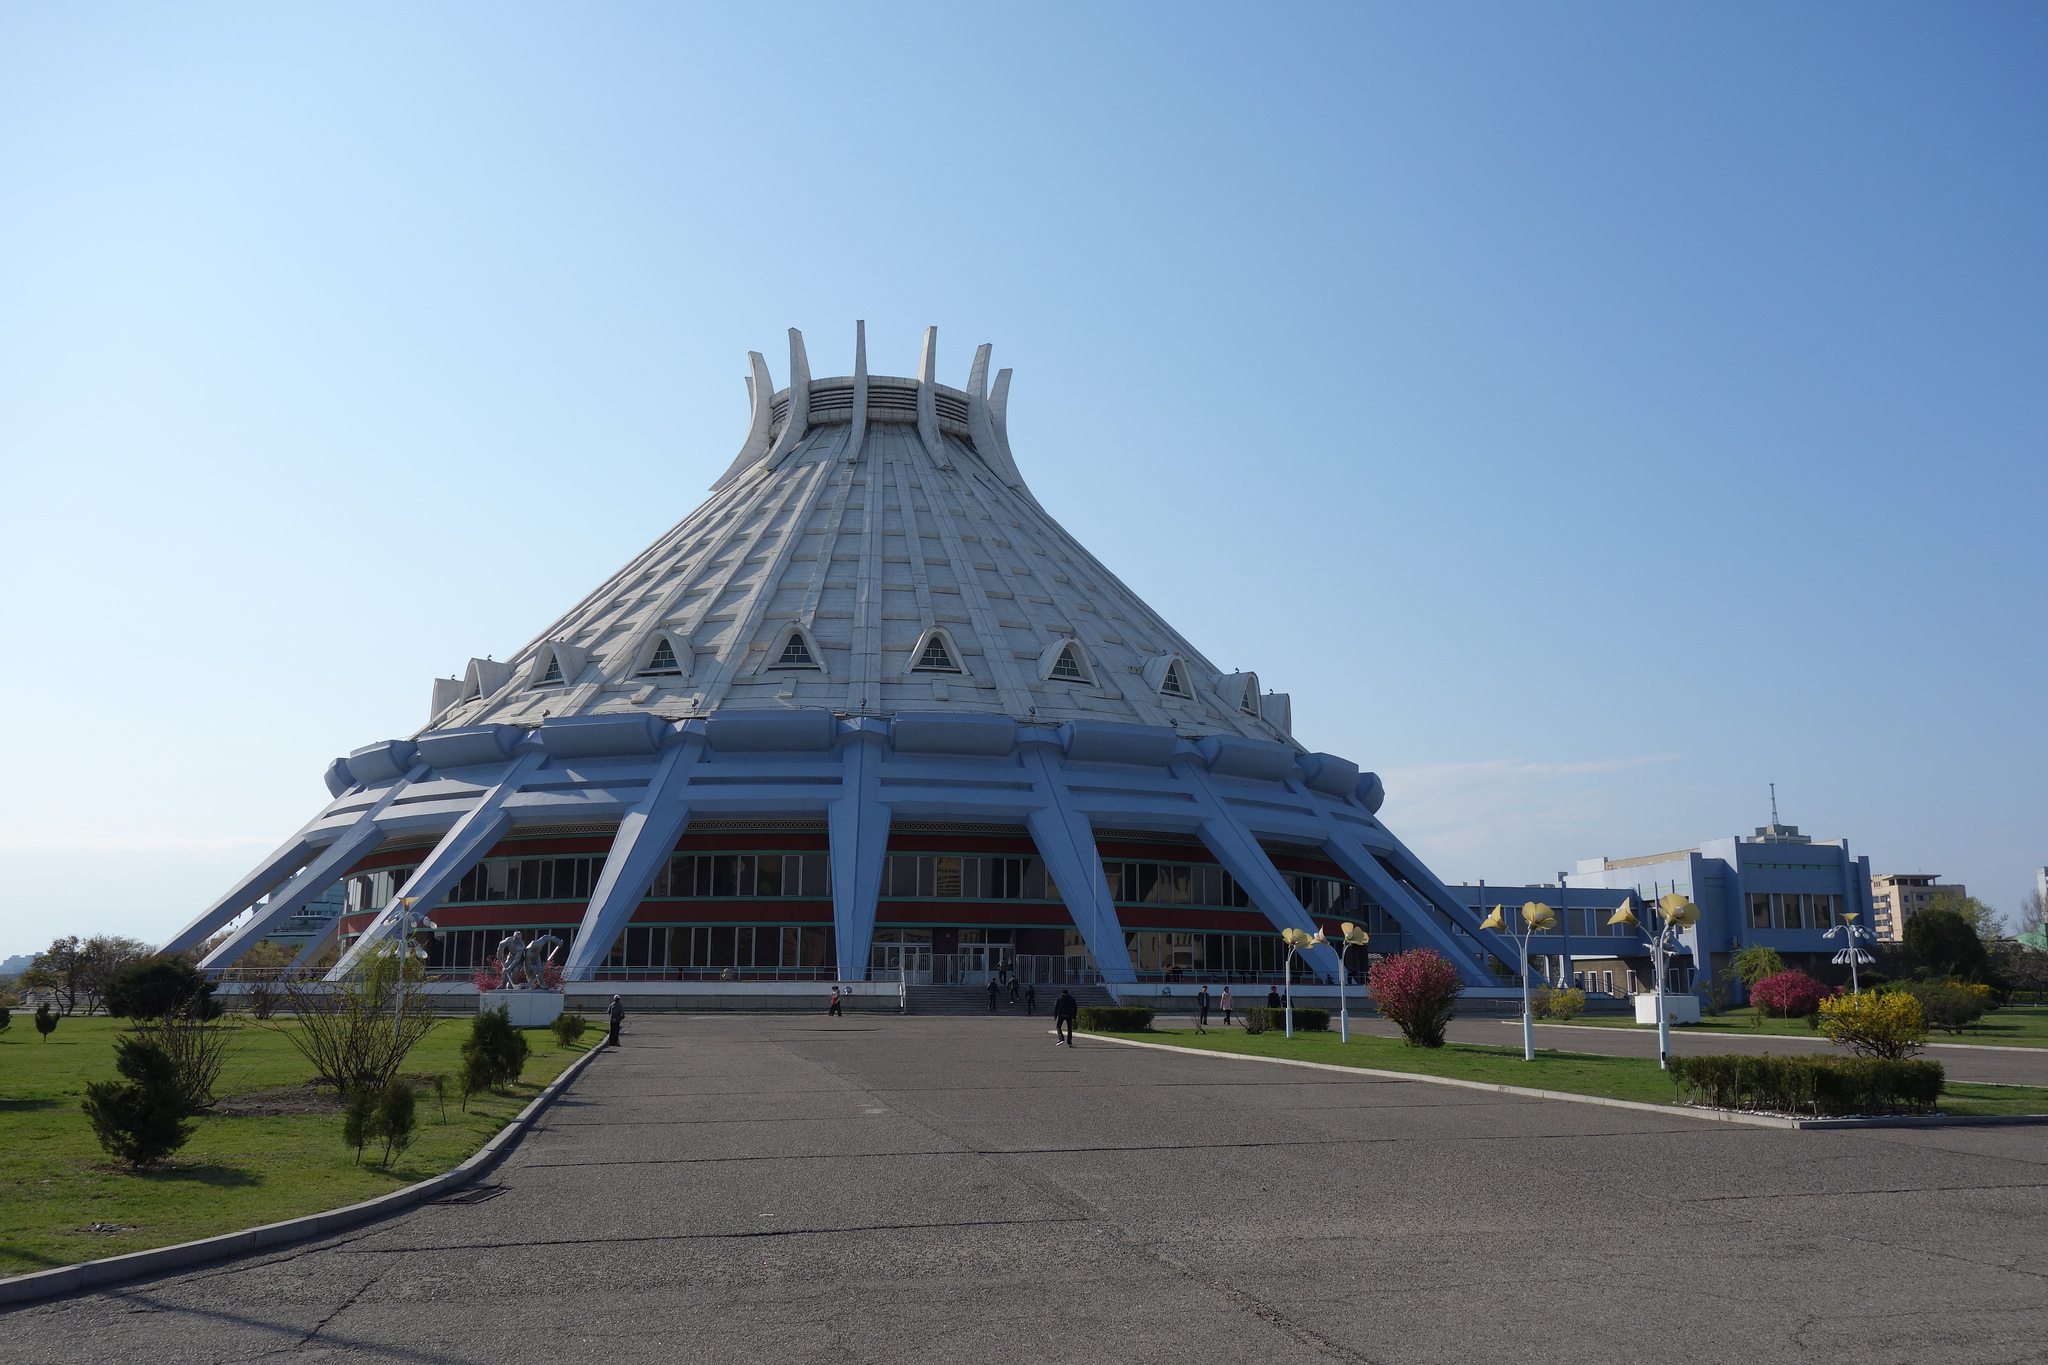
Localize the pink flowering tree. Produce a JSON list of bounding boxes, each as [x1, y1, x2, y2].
[[1750, 969, 1832, 1018], [1367, 949, 1466, 1048]]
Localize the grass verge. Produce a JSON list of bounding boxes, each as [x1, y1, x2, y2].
[[0, 1015, 590, 1277], [1081, 1026, 2048, 1119], [1559, 1004, 2048, 1048]]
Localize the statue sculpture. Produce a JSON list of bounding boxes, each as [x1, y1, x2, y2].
[[490, 930, 564, 990], [492, 932, 529, 988], [526, 932, 565, 989]]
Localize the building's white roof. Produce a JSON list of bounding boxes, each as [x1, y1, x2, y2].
[[428, 324, 1292, 743]]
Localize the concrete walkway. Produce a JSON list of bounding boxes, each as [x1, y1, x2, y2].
[[5, 1015, 2045, 1363]]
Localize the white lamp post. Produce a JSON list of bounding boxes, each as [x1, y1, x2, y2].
[[1823, 912, 1876, 994], [1478, 900, 1555, 1061], [1607, 892, 1699, 1070], [1279, 927, 1311, 1038], [1317, 922, 1370, 1042]]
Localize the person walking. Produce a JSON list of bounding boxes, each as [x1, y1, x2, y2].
[[1197, 984, 1211, 1034], [986, 977, 999, 1012], [607, 994, 625, 1047], [1220, 984, 1234, 1027], [1009, 977, 1021, 1006], [1053, 988, 1077, 1046], [1266, 984, 1282, 1011], [828, 985, 843, 1017], [1023, 983, 1037, 1016]]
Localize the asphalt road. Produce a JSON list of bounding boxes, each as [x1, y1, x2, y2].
[[6, 1015, 2046, 1364]]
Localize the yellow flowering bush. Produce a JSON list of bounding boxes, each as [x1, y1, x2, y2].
[[1817, 990, 1926, 1060]]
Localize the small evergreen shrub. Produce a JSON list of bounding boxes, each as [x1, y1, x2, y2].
[[343, 1085, 377, 1163], [1817, 991, 1927, 1059], [1671, 1053, 1944, 1116], [461, 1005, 531, 1096], [1241, 1005, 1328, 1032], [35, 1002, 58, 1040], [376, 1081, 418, 1165], [0, 1004, 10, 1033], [1750, 970, 1832, 1018], [1075, 1006, 1154, 1032], [549, 1012, 589, 1046], [81, 1036, 196, 1169], [1368, 949, 1465, 1048]]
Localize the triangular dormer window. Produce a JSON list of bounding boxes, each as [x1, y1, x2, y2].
[[1161, 660, 1191, 698], [641, 639, 681, 676], [539, 655, 564, 685], [1050, 644, 1086, 680], [913, 634, 958, 672], [774, 634, 817, 669]]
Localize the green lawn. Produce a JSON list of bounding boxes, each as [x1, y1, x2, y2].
[[1559, 1004, 2048, 1048], [0, 1014, 591, 1278], [1083, 1025, 2048, 1119]]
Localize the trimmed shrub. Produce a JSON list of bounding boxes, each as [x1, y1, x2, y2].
[[1671, 1053, 1944, 1116], [376, 1081, 418, 1166], [461, 1005, 531, 1097], [1075, 1006, 1153, 1032], [1898, 982, 1984, 1034], [1368, 949, 1465, 1048], [81, 1036, 196, 1169], [1241, 1005, 1328, 1033], [34, 1002, 58, 1040], [1817, 990, 1927, 1059], [549, 1012, 589, 1047], [0, 1004, 9, 1033], [103, 956, 220, 1021], [1750, 970, 1831, 1018]]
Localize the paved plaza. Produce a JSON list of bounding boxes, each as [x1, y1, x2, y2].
[[6, 1014, 2046, 1364]]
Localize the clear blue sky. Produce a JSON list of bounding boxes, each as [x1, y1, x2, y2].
[[3, 3, 2043, 956]]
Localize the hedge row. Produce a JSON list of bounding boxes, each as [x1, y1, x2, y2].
[[1242, 1006, 1329, 1034], [1075, 1006, 1154, 1032], [1670, 1053, 1944, 1117]]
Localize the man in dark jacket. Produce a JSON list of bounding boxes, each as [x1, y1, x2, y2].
[[1023, 984, 1037, 1016], [1266, 985, 1282, 1011], [1053, 988, 1078, 1046], [986, 977, 999, 1012], [1196, 984, 1211, 1034], [607, 994, 625, 1047]]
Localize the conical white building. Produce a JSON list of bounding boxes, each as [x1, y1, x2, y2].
[[168, 325, 1518, 993]]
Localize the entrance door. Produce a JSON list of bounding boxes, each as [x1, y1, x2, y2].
[[959, 943, 1016, 986]]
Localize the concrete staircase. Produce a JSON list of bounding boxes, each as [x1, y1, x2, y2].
[[907, 983, 1117, 1016]]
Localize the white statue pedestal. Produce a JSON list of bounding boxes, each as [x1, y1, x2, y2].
[[1634, 993, 1701, 1025], [480, 990, 564, 1027]]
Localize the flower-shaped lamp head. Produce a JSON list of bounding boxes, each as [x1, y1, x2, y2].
[[1843, 912, 1859, 923], [1341, 921, 1370, 946], [1607, 901, 1639, 929], [1479, 906, 1505, 932], [1658, 893, 1700, 928], [1521, 901, 1557, 932], [1308, 929, 1329, 948]]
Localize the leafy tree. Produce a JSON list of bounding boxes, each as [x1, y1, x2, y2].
[[1923, 890, 2004, 942], [1991, 939, 2048, 1004], [0, 1005, 9, 1034], [81, 1036, 196, 1169], [1365, 949, 1465, 1048], [20, 935, 153, 1015], [1904, 907, 1990, 980], [1750, 970, 1830, 1018], [104, 956, 219, 1021], [1898, 981, 1985, 1034], [34, 1002, 58, 1040], [1732, 945, 1786, 989]]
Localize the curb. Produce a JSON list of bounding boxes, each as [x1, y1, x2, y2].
[[0, 1039, 610, 1310], [1073, 1033, 2048, 1132]]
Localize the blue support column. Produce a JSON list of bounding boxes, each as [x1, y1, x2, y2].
[[326, 751, 544, 979], [564, 738, 705, 981], [166, 763, 427, 958], [1019, 745, 1136, 983], [828, 723, 891, 982]]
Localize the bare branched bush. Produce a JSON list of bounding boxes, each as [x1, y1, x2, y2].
[[139, 994, 239, 1111], [270, 951, 438, 1094]]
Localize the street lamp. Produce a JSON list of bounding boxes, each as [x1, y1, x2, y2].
[[381, 896, 438, 1029], [1823, 912, 1876, 994], [1279, 927, 1313, 1038], [1606, 892, 1698, 1070], [1302, 925, 1368, 1039], [1478, 900, 1555, 1061]]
